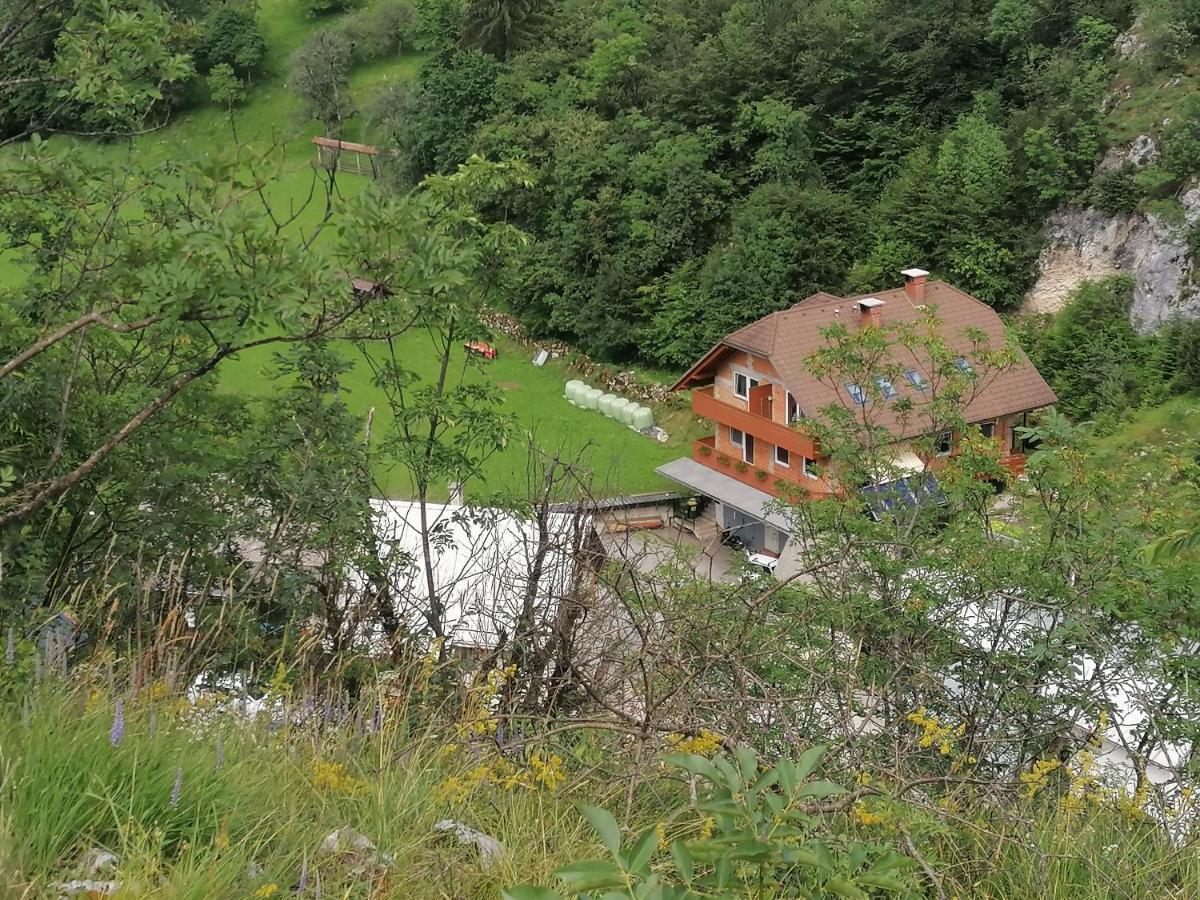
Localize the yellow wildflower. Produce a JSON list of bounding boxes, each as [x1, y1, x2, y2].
[[253, 884, 278, 898], [666, 728, 723, 757], [1019, 758, 1061, 798], [656, 822, 668, 852], [905, 708, 963, 756], [529, 751, 566, 790], [851, 803, 885, 827], [309, 759, 366, 796], [698, 817, 715, 839], [145, 681, 169, 702]]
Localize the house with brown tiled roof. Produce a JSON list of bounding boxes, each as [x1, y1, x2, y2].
[[656, 268, 1057, 558]]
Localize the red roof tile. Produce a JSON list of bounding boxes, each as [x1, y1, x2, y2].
[[676, 280, 1058, 439]]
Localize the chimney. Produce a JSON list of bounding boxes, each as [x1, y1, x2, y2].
[[857, 297, 884, 328], [901, 267, 929, 303]]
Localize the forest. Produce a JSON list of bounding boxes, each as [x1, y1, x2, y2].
[[4, 0, 1200, 897]]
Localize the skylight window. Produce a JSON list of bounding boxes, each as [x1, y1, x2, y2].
[[846, 382, 866, 405], [904, 369, 927, 389], [874, 375, 897, 399], [953, 356, 974, 374]]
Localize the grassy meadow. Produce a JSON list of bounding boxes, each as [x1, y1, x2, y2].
[[0, 0, 697, 502], [228, 331, 696, 500]]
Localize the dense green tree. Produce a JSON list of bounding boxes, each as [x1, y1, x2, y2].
[[1023, 277, 1167, 421], [364, 0, 1128, 360], [460, 0, 542, 60], [193, 2, 266, 78]]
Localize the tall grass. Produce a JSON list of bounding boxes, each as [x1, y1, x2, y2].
[[0, 673, 598, 898]]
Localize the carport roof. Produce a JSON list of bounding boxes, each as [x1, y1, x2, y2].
[[655, 458, 790, 531]]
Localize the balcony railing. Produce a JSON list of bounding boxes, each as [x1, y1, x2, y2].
[[691, 437, 835, 499], [691, 386, 819, 458]]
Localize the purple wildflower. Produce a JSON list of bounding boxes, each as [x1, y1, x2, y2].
[[297, 858, 308, 893], [170, 766, 183, 808], [109, 700, 125, 747]]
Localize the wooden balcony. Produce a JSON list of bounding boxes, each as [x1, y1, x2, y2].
[[691, 386, 819, 458], [690, 437, 835, 499]]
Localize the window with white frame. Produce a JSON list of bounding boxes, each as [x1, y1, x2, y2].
[[729, 427, 744, 447], [786, 391, 802, 423], [775, 445, 790, 467], [935, 431, 953, 455], [742, 434, 755, 463], [846, 382, 866, 405], [802, 457, 819, 479], [733, 371, 760, 400]]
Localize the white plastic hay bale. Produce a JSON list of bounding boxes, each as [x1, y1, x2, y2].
[[565, 380, 584, 404], [581, 388, 603, 410], [630, 405, 655, 430], [611, 398, 633, 423], [598, 394, 618, 417]]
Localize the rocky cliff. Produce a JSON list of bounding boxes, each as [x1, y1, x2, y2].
[[1024, 17, 1200, 330], [1025, 179, 1200, 331]]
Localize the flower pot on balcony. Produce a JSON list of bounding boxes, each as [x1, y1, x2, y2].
[[754, 469, 769, 481], [734, 461, 749, 473], [698, 444, 712, 457], [716, 453, 731, 465]]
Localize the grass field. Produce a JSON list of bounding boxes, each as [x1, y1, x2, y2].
[[0, 0, 696, 501], [228, 331, 695, 501]]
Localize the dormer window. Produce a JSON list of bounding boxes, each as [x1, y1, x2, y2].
[[874, 376, 897, 399], [904, 369, 927, 389], [953, 356, 974, 374], [846, 382, 866, 405]]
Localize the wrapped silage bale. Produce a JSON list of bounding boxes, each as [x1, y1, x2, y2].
[[565, 380, 584, 405], [581, 388, 603, 410], [598, 393, 618, 417], [630, 405, 655, 430]]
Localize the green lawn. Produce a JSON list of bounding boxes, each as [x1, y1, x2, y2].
[[225, 331, 696, 500]]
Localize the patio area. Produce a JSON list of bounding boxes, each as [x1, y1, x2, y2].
[[598, 518, 746, 584]]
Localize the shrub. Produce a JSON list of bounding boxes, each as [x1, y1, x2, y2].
[[1091, 166, 1145, 215], [1160, 96, 1200, 181], [754, 468, 769, 480], [734, 460, 749, 473], [194, 3, 267, 77], [339, 0, 418, 61], [506, 747, 916, 898], [304, 0, 363, 17], [715, 453, 730, 465], [1163, 316, 1200, 390], [697, 443, 712, 456]]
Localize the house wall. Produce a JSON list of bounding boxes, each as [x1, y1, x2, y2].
[[709, 352, 822, 484]]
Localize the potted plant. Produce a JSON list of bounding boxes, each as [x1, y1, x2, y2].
[[735, 461, 749, 473], [698, 443, 713, 457], [716, 453, 731, 465], [755, 468, 769, 481]]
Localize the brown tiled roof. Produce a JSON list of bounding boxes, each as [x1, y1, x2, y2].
[[676, 280, 1058, 439]]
